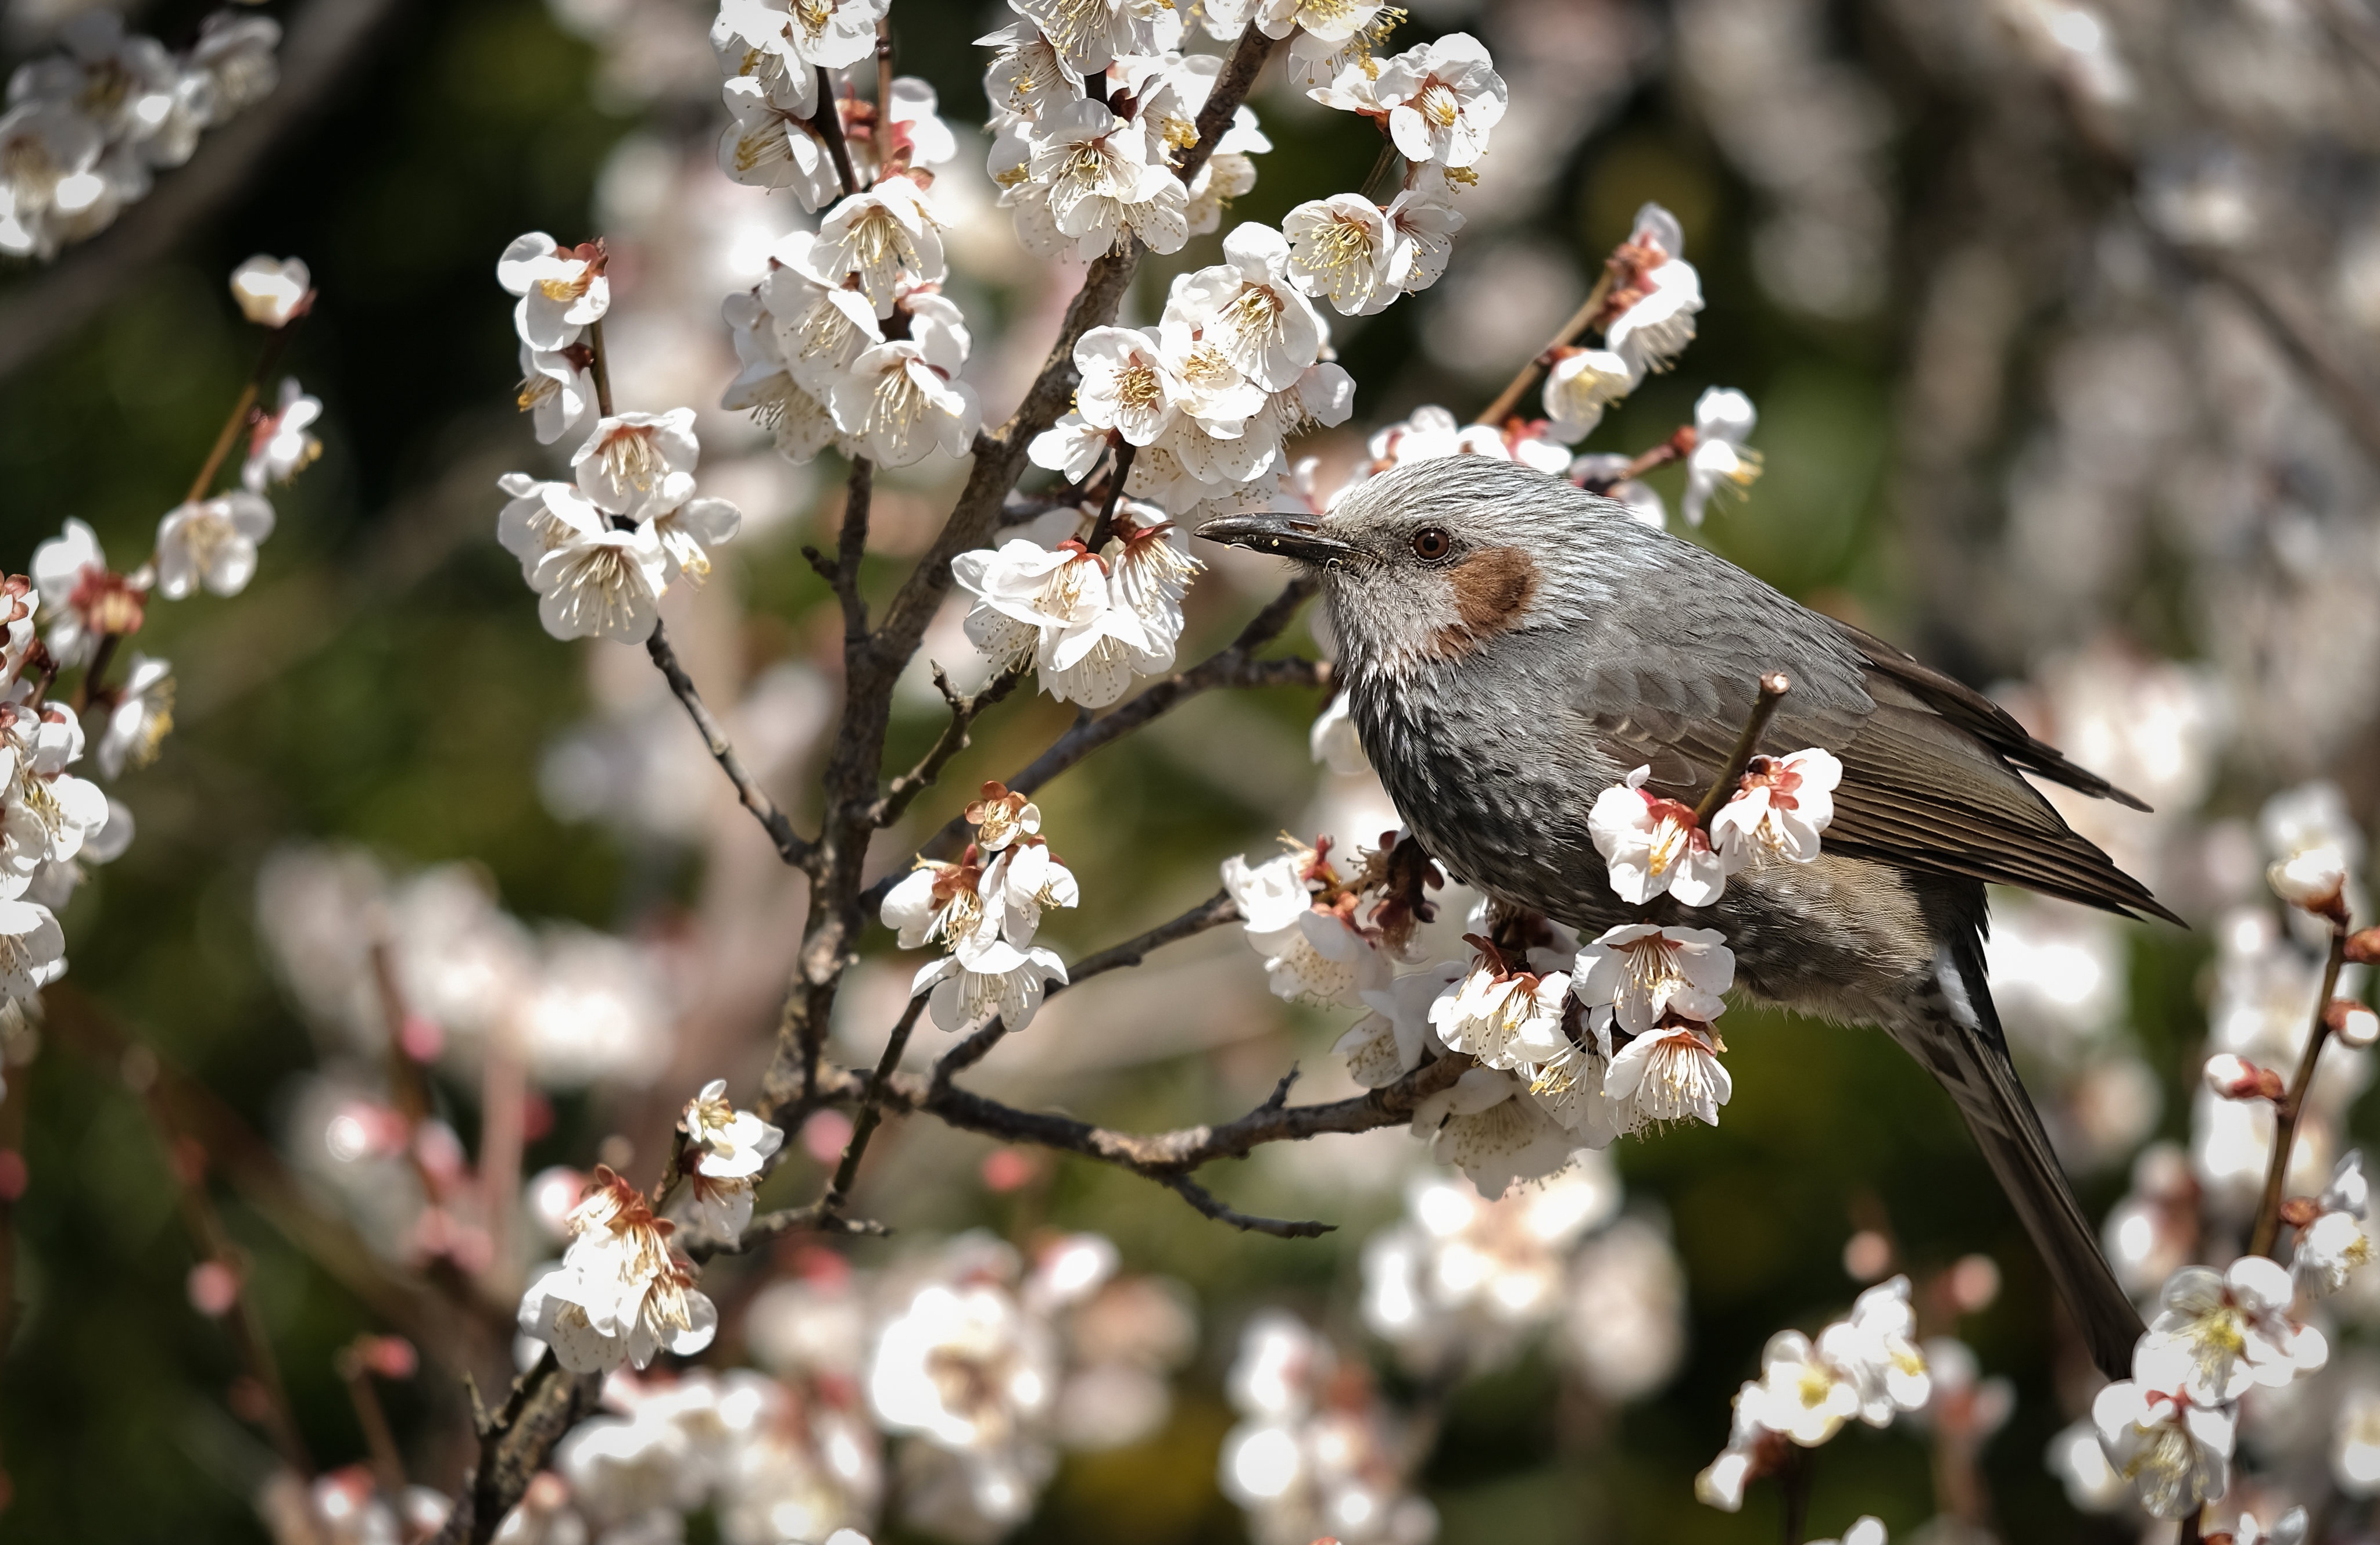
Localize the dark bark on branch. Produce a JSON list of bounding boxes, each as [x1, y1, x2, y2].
[[875, 662, 1029, 827], [431, 1352, 602, 1544]]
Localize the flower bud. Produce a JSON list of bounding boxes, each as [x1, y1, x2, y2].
[[229, 254, 313, 328], [2347, 926, 2380, 965], [2203, 1052, 2284, 1101], [2325, 998, 2379, 1050], [2280, 1196, 2321, 1229], [2269, 844, 2350, 921]]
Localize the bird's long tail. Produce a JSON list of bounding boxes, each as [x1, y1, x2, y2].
[[1884, 933, 2146, 1381]]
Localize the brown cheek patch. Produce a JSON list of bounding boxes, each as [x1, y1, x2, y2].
[[1430, 546, 1540, 657]]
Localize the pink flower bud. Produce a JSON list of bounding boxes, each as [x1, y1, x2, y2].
[[2325, 999, 2379, 1050], [187, 1259, 241, 1317], [2204, 1052, 2284, 1101]]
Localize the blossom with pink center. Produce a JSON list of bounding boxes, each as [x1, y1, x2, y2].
[[1589, 765, 1726, 906], [1603, 1021, 1731, 1131], [1573, 923, 1733, 1037], [1709, 747, 1840, 869], [1373, 33, 1506, 170]]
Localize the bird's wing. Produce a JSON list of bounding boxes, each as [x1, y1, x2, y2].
[[1563, 626, 2182, 926]]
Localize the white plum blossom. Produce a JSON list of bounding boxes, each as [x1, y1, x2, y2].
[[1310, 691, 1368, 775], [650, 496, 742, 583], [831, 329, 982, 468], [228, 254, 310, 327], [1166, 224, 1327, 393], [31, 517, 119, 666], [1010, 0, 1181, 75], [952, 538, 1168, 708], [516, 343, 596, 446], [807, 177, 946, 317], [912, 932, 1069, 1033], [718, 74, 843, 207], [1335, 960, 1466, 1088], [681, 1078, 785, 1242], [1541, 347, 1634, 442], [2141, 1254, 2324, 1402], [497, 232, 610, 350], [1073, 326, 1179, 446], [1030, 99, 1189, 260], [530, 518, 671, 646], [882, 853, 998, 953], [241, 377, 321, 492], [1573, 923, 1733, 1038], [964, 783, 1042, 852], [1741, 1329, 1860, 1445], [1427, 957, 1571, 1070], [1282, 194, 1392, 316], [868, 1274, 1058, 1532], [1680, 386, 1763, 528], [1590, 765, 1726, 905], [518, 1168, 718, 1374], [155, 492, 275, 600], [1816, 1276, 1932, 1426], [0, 898, 66, 1004], [95, 653, 173, 780], [1709, 748, 1840, 868], [2093, 1341, 2234, 1521], [1381, 178, 1465, 302], [1605, 1022, 1731, 1131], [1600, 204, 1703, 376], [574, 410, 700, 522], [1411, 1066, 1586, 1198], [1373, 34, 1505, 169], [982, 841, 1080, 944], [2296, 1150, 2372, 1297]]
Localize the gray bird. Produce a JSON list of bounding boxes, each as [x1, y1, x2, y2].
[[1200, 454, 2171, 1380]]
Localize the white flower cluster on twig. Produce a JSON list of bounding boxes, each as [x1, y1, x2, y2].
[[0, 9, 279, 259], [882, 781, 1078, 1033]]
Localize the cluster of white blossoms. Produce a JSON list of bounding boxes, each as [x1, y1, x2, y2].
[[516, 1084, 780, 1374], [520, 1166, 720, 1375], [882, 782, 1078, 1031], [1221, 745, 1839, 1198], [1695, 1277, 1933, 1512], [0, 9, 278, 259], [1219, 1309, 1437, 1545], [0, 256, 325, 1103], [1359, 1159, 1687, 1400], [492, 1367, 877, 1545], [494, 236, 747, 645], [952, 497, 1202, 708]]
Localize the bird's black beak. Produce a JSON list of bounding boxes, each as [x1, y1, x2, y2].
[[1195, 512, 1359, 566]]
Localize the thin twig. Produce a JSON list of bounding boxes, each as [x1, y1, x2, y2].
[[1162, 1173, 1332, 1238], [696, 1202, 893, 1259], [336, 1345, 409, 1502], [834, 458, 874, 639], [1691, 672, 1792, 828], [918, 888, 1244, 1098], [185, 318, 299, 505], [586, 316, 615, 418], [1474, 270, 1615, 428], [885, 577, 1324, 889], [1084, 442, 1138, 550], [810, 66, 862, 195], [646, 620, 812, 867], [430, 1351, 602, 1545], [2246, 923, 2351, 1257], [822, 996, 928, 1213], [876, 661, 1028, 827]]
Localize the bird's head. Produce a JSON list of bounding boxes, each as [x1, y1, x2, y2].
[[1198, 455, 1652, 679]]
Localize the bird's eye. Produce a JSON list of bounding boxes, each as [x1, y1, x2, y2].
[[1411, 526, 1452, 562]]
